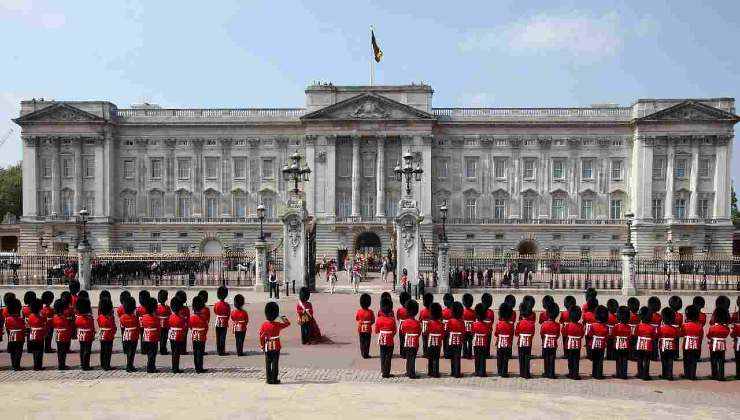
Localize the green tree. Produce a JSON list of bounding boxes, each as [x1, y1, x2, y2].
[[0, 163, 22, 221], [732, 184, 740, 226]]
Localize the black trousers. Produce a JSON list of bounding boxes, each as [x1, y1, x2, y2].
[[405, 347, 418, 378], [159, 327, 169, 355], [660, 350, 675, 379], [235, 332, 246, 356], [474, 346, 487, 377], [591, 349, 605, 379], [463, 333, 473, 359], [379, 345, 394, 377], [542, 348, 557, 378], [683, 349, 700, 380], [144, 341, 158, 372], [636, 350, 651, 379], [123, 340, 137, 371], [30, 340, 44, 370], [518, 346, 531, 378], [486, 334, 492, 359], [614, 349, 629, 379], [359, 333, 371, 358], [8, 341, 23, 370], [265, 350, 280, 383], [56, 341, 70, 369], [193, 341, 206, 373], [398, 333, 406, 357], [651, 338, 660, 361], [628, 336, 638, 361], [301, 323, 310, 345], [216, 327, 227, 355], [269, 282, 279, 299], [427, 345, 441, 377], [140, 329, 146, 354], [736, 350, 739, 378], [449, 344, 462, 377], [170, 340, 185, 372], [496, 347, 511, 377], [79, 341, 92, 370], [606, 338, 615, 360], [44, 328, 55, 353], [443, 332, 450, 359], [566, 349, 581, 378], [100, 340, 113, 370], [710, 350, 726, 380], [422, 333, 428, 358]]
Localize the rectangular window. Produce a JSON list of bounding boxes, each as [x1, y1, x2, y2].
[[150, 196, 163, 217], [337, 192, 351, 218], [580, 247, 591, 258], [675, 159, 687, 178], [363, 155, 375, 178], [385, 194, 399, 217], [698, 199, 710, 219], [62, 156, 73, 178], [41, 158, 51, 178], [581, 159, 593, 179], [611, 160, 623, 180], [234, 196, 247, 217], [261, 159, 274, 179], [465, 157, 477, 178], [150, 158, 162, 179], [39, 191, 51, 216], [123, 197, 136, 218], [494, 199, 506, 219], [177, 194, 191, 217], [361, 194, 375, 217], [552, 198, 566, 220], [465, 198, 477, 219], [206, 196, 218, 217], [262, 197, 275, 218], [674, 198, 686, 219], [653, 157, 665, 179], [552, 160, 564, 180], [149, 243, 161, 253], [652, 199, 663, 220], [494, 158, 506, 179], [61, 193, 73, 217], [523, 159, 535, 179], [177, 244, 190, 253], [581, 199, 593, 219], [699, 158, 711, 177], [233, 158, 247, 179], [83, 156, 95, 178], [83, 192, 95, 216], [610, 199, 622, 219], [123, 159, 135, 179], [205, 157, 219, 179], [436, 158, 449, 178], [177, 158, 191, 180], [339, 158, 351, 178], [522, 198, 534, 220]]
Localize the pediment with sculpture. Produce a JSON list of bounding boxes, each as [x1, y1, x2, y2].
[[301, 93, 435, 121], [13, 103, 108, 124], [637, 100, 739, 123]]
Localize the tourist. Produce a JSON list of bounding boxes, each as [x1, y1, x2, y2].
[[260, 302, 291, 384], [355, 293, 374, 359], [400, 299, 421, 379], [515, 302, 534, 379], [231, 294, 249, 356], [268, 267, 279, 299], [214, 286, 231, 356]]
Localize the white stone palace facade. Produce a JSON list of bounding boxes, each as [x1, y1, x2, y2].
[[13, 84, 738, 257]]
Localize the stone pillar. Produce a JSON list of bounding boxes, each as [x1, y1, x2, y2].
[[621, 244, 636, 296], [375, 136, 385, 217], [351, 136, 361, 217], [77, 240, 93, 290], [325, 135, 336, 222], [420, 135, 433, 220], [305, 135, 316, 215], [94, 140, 105, 216], [74, 140, 84, 213], [282, 198, 308, 289], [165, 139, 176, 216], [688, 144, 699, 218], [664, 146, 674, 220], [22, 137, 39, 217], [395, 196, 421, 287], [51, 140, 61, 215], [437, 241, 450, 293], [713, 142, 730, 219], [254, 239, 268, 292]]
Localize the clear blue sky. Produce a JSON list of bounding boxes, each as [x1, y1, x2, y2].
[[1, 0, 739, 182]]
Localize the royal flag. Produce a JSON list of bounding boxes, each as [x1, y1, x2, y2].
[[371, 30, 383, 63]]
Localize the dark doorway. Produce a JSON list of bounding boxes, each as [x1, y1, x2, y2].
[[1, 236, 18, 252], [355, 231, 382, 271], [517, 240, 537, 255]]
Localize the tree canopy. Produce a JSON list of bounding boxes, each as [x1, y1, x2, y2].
[[0, 163, 22, 221]]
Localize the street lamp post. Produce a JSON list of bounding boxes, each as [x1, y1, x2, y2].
[[257, 203, 266, 241], [624, 212, 634, 247], [394, 150, 423, 196], [79, 209, 90, 246], [439, 200, 448, 242], [282, 150, 312, 196]]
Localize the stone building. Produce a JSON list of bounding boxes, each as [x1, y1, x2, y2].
[[13, 84, 738, 258]]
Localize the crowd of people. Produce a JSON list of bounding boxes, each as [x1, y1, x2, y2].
[[356, 289, 740, 380]]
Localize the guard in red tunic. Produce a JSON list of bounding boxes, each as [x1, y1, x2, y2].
[[141, 297, 161, 373], [4, 298, 24, 370], [668, 296, 683, 361], [156, 290, 171, 356], [590, 306, 609, 379], [539, 295, 554, 324], [356, 293, 375, 359], [0, 292, 15, 344], [681, 305, 703, 380], [197, 290, 211, 324], [627, 297, 640, 361], [709, 296, 731, 325], [731, 305, 739, 379], [657, 307, 679, 380], [259, 302, 291, 384], [515, 302, 535, 379], [68, 282, 80, 342], [634, 307, 655, 380], [120, 297, 140, 372], [481, 293, 495, 359], [441, 293, 454, 359], [582, 297, 598, 360], [447, 302, 466, 378], [471, 303, 490, 377], [540, 303, 561, 379], [117, 290, 131, 353], [611, 306, 632, 379], [75, 298, 96, 370], [21, 291, 35, 354], [231, 294, 249, 357], [647, 297, 662, 362], [168, 298, 188, 373], [707, 307, 731, 381], [40, 291, 55, 353], [400, 300, 421, 379], [297, 287, 322, 345], [214, 286, 231, 356], [396, 291, 410, 357], [461, 294, 476, 360], [376, 297, 397, 378], [605, 299, 619, 361], [426, 303, 444, 377], [175, 290, 190, 355], [190, 296, 209, 373], [136, 290, 151, 355], [563, 306, 584, 379], [51, 299, 71, 369], [693, 296, 707, 328], [97, 299, 116, 370], [560, 295, 575, 352], [503, 295, 517, 323], [495, 302, 514, 378], [27, 298, 46, 370], [419, 293, 433, 358]]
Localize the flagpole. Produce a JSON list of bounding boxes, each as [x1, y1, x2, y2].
[[370, 25, 374, 86]]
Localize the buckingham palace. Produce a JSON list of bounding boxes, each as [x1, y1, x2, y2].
[[12, 83, 738, 258]]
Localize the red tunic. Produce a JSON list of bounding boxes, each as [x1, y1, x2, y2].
[[75, 314, 96, 343], [426, 319, 445, 347], [296, 301, 314, 323], [168, 313, 188, 342], [230, 308, 249, 334], [374, 315, 397, 346], [494, 319, 514, 348], [97, 314, 117, 342], [628, 312, 639, 334], [400, 318, 422, 349], [590, 322, 608, 350], [611, 323, 631, 350], [52, 314, 72, 342], [141, 313, 161, 343], [355, 308, 375, 334], [116, 305, 125, 319], [396, 306, 408, 321], [472, 320, 489, 347], [563, 322, 585, 350], [5, 315, 24, 342], [419, 307, 431, 334], [519, 312, 536, 322], [189, 313, 208, 342], [707, 324, 730, 352], [199, 307, 211, 324], [560, 310, 570, 323], [441, 307, 453, 331], [447, 318, 466, 346], [731, 323, 740, 352], [27, 313, 46, 342], [135, 304, 147, 326], [681, 321, 703, 351], [538, 310, 549, 324], [178, 307, 190, 320], [540, 320, 561, 349], [657, 324, 680, 351], [515, 319, 535, 348], [63, 307, 75, 335], [41, 305, 54, 326], [213, 300, 231, 328], [259, 319, 291, 351], [582, 311, 596, 338], [119, 313, 140, 342], [698, 311, 707, 327], [462, 308, 476, 333], [634, 323, 655, 352], [674, 312, 684, 328], [484, 309, 495, 332], [156, 304, 172, 329]]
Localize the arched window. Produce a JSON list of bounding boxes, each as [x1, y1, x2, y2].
[[551, 191, 568, 220], [204, 189, 221, 218], [176, 190, 191, 217], [61, 189, 75, 217], [233, 189, 248, 217], [149, 189, 164, 217], [120, 190, 137, 218]]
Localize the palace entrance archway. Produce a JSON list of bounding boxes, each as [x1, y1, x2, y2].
[[517, 239, 538, 255]]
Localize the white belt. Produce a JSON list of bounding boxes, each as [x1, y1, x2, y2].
[[170, 327, 183, 331]]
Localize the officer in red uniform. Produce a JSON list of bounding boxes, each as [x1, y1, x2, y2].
[[560, 295, 576, 353], [732, 296, 740, 379], [590, 306, 609, 379], [582, 297, 598, 360], [97, 299, 116, 370], [141, 297, 161, 373], [426, 303, 444, 377], [156, 290, 171, 356], [419, 293, 433, 358], [461, 294, 476, 360], [634, 307, 655, 380], [197, 290, 211, 323], [627, 297, 640, 361], [693, 296, 707, 327], [441, 293, 454, 359], [515, 302, 535, 379], [136, 290, 151, 355], [707, 307, 730, 381], [190, 296, 209, 373], [481, 293, 495, 359], [175, 290, 190, 355], [5, 298, 24, 370], [468, 303, 488, 377], [74, 298, 95, 370], [22, 291, 36, 354], [540, 303, 561, 379], [51, 299, 71, 369], [400, 300, 421, 379], [657, 307, 679, 380], [375, 297, 397, 378], [168, 298, 188, 373], [504, 295, 517, 323], [447, 302, 466, 378], [117, 290, 131, 353], [668, 296, 683, 360], [40, 291, 55, 353], [563, 306, 584, 379], [396, 291, 410, 357], [120, 297, 140, 372], [647, 297, 662, 362], [356, 293, 375, 359], [611, 306, 632, 379], [297, 287, 321, 345], [259, 301, 291, 384], [231, 294, 249, 357], [680, 305, 702, 380], [27, 298, 46, 370], [68, 282, 80, 343], [214, 286, 231, 356], [494, 302, 514, 378], [605, 299, 619, 361]]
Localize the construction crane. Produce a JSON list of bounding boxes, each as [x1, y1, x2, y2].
[[0, 129, 13, 149]]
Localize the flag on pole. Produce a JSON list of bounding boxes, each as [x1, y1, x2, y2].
[[371, 30, 383, 62]]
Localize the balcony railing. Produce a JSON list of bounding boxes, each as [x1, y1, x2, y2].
[[116, 217, 281, 224], [432, 107, 632, 120], [115, 108, 305, 120], [444, 218, 628, 225]]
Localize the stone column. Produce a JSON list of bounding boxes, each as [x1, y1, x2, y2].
[[165, 139, 176, 216], [375, 136, 386, 217], [254, 239, 268, 292], [51, 140, 61, 215], [192, 140, 204, 216], [325, 135, 336, 222], [305, 135, 317, 215], [22, 137, 39, 217], [351, 136, 361, 217], [420, 135, 433, 220], [221, 139, 233, 216], [664, 145, 674, 220], [688, 144, 699, 218], [77, 240, 93, 290], [74, 140, 84, 213], [396, 196, 421, 287], [621, 244, 636, 296], [713, 141, 730, 219], [282, 199, 308, 289], [437, 241, 450, 293], [94, 139, 105, 216]]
